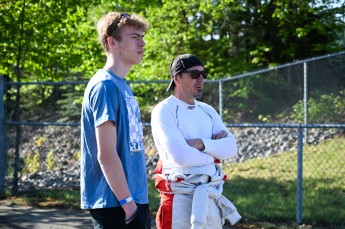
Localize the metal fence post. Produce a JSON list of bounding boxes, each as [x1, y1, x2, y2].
[[303, 62, 308, 143], [219, 81, 223, 120], [296, 125, 304, 224], [0, 76, 6, 196]]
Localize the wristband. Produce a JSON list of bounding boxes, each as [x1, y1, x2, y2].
[[119, 196, 133, 205]]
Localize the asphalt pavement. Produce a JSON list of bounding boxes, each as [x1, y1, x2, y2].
[[0, 204, 93, 229], [0, 201, 158, 229]]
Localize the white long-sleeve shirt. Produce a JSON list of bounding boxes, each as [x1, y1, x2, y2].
[[151, 95, 238, 176]]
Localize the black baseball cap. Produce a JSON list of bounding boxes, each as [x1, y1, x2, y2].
[[167, 54, 204, 91]]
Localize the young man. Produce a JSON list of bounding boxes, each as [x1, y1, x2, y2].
[[80, 12, 151, 228], [151, 54, 241, 229]]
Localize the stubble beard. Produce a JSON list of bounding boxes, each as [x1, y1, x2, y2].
[[194, 90, 203, 99]]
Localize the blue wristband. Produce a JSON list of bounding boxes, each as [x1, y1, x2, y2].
[[119, 196, 133, 205]]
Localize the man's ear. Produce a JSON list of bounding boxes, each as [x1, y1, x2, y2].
[[107, 37, 116, 49], [173, 75, 180, 86]]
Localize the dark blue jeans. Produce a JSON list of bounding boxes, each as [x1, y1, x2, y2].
[[89, 204, 151, 229]]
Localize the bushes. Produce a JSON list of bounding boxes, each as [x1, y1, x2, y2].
[[290, 91, 345, 123]]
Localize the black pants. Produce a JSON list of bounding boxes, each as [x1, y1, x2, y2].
[[89, 204, 151, 229]]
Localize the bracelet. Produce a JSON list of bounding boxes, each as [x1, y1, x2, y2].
[[119, 196, 133, 205]]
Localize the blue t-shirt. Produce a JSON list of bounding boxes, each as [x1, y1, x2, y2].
[[80, 69, 148, 209]]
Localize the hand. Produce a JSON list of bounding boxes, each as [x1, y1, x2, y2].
[[212, 130, 228, 139], [122, 201, 137, 222], [186, 138, 205, 150], [125, 207, 138, 224], [125, 205, 151, 228]]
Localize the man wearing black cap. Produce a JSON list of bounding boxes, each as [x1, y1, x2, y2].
[[151, 54, 241, 229]]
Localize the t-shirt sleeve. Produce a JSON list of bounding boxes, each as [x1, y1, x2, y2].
[[89, 80, 118, 127]]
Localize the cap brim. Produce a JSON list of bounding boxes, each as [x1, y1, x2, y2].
[[166, 79, 174, 92]]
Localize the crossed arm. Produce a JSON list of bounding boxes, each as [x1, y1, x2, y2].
[[186, 130, 229, 150], [151, 104, 238, 167]]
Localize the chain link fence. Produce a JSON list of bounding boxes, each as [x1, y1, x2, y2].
[[1, 51, 344, 226]]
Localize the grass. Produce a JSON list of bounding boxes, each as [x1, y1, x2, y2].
[[2, 189, 81, 209], [222, 136, 345, 227], [2, 136, 344, 228]]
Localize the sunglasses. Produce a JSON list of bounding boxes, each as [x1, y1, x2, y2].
[[109, 13, 131, 36], [181, 70, 208, 79]]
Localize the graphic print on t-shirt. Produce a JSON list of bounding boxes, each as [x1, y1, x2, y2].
[[124, 91, 144, 153]]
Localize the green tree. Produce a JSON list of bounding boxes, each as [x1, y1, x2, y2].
[[140, 0, 345, 78], [1, 0, 99, 121], [2, 0, 344, 81], [1, 0, 344, 122], [136, 0, 344, 122], [0, 0, 99, 81]]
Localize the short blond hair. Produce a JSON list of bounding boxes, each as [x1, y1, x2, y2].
[[97, 12, 149, 52]]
